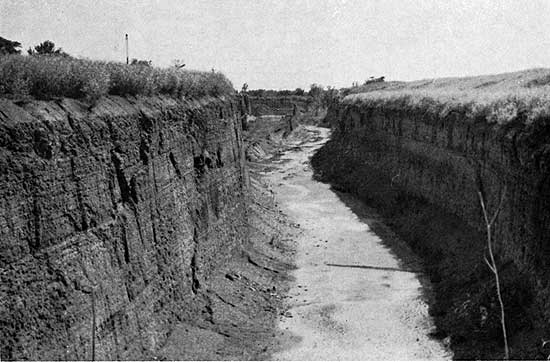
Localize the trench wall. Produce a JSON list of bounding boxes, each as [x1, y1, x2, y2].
[[0, 95, 248, 360], [314, 98, 550, 319]]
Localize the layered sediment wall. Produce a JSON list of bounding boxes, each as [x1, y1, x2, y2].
[[312, 96, 550, 358], [0, 95, 249, 359]]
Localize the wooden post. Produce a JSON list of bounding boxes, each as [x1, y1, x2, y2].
[[125, 34, 129, 65]]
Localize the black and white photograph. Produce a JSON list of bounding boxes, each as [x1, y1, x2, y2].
[[1, 0, 550, 360]]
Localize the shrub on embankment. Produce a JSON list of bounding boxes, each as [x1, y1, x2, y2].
[[312, 68, 550, 359], [0, 54, 234, 100]]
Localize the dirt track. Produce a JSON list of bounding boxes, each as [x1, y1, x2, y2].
[[264, 125, 451, 360]]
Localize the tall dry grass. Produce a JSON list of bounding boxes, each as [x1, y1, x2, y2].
[[346, 68, 550, 125], [0, 54, 234, 100]]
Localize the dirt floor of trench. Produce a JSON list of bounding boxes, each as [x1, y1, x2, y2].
[[244, 116, 452, 360]]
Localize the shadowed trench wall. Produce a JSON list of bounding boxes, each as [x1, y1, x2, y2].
[[0, 95, 248, 360], [312, 98, 550, 358]]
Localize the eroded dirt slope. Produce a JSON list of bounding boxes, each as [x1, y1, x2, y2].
[[158, 175, 296, 360]]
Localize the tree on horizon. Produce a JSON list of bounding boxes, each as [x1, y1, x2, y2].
[[27, 40, 68, 56], [0, 36, 22, 55], [309, 83, 324, 99]]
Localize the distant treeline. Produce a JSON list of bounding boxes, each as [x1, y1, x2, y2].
[[247, 84, 341, 107], [247, 88, 308, 97]]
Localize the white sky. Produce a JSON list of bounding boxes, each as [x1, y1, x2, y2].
[[2, 0, 550, 89]]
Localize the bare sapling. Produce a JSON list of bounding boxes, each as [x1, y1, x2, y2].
[[478, 188, 509, 359], [542, 339, 550, 360]]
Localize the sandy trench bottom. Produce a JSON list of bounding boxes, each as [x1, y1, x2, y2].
[[265, 125, 452, 360]]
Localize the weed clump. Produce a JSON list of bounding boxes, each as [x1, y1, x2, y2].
[[0, 54, 234, 101]]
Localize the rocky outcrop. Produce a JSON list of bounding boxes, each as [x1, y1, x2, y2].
[[312, 97, 550, 358], [0, 95, 250, 360]]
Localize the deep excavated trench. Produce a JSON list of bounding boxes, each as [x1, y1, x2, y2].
[[1, 94, 452, 360], [258, 123, 451, 360], [7, 91, 540, 359]]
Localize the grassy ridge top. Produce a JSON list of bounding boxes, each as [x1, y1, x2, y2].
[[0, 55, 235, 101], [346, 69, 550, 125]]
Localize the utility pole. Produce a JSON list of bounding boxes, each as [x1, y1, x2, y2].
[[125, 34, 129, 64]]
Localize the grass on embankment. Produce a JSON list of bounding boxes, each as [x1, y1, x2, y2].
[[346, 68, 550, 126], [0, 54, 235, 101]]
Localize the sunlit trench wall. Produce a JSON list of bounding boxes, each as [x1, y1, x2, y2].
[[317, 98, 550, 314], [0, 95, 248, 360]]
